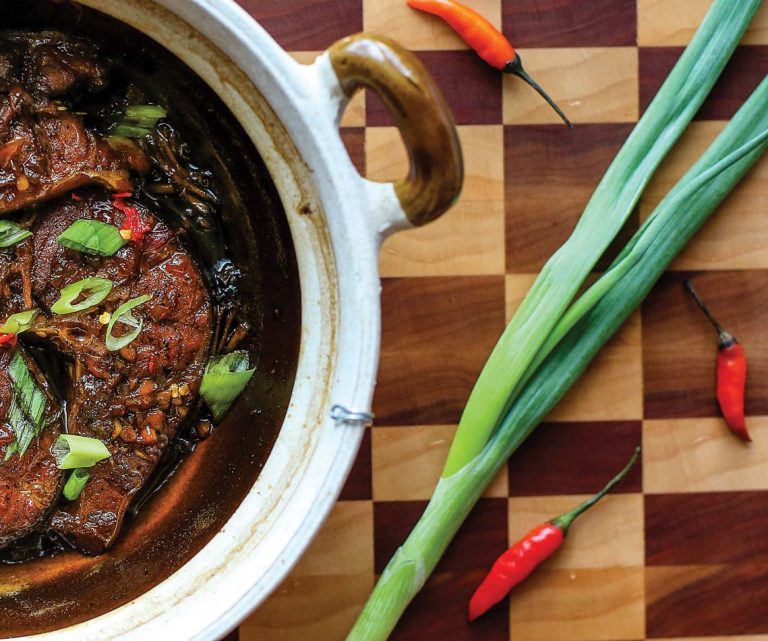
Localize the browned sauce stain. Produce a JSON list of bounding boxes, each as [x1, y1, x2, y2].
[[0, 0, 301, 635]]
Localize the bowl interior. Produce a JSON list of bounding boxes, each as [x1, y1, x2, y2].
[[0, 1, 301, 635]]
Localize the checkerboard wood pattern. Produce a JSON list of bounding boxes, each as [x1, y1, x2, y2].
[[229, 1, 768, 639]]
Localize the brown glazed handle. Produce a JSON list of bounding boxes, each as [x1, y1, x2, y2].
[[328, 34, 463, 227]]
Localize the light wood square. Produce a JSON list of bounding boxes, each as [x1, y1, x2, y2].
[[639, 121, 768, 271], [503, 48, 638, 125], [291, 501, 373, 576], [240, 573, 373, 641], [505, 275, 643, 421], [643, 417, 768, 494], [371, 425, 508, 501], [638, 0, 768, 46], [508, 494, 644, 569], [290, 51, 365, 127], [362, 0, 501, 50], [508, 566, 645, 641], [370, 125, 505, 276]]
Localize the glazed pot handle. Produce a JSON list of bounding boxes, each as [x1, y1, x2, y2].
[[326, 33, 463, 228]]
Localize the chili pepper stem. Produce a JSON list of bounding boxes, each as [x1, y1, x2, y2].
[[683, 279, 736, 348], [550, 446, 640, 532], [503, 54, 572, 128]]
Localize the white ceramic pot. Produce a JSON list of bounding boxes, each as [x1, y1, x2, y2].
[[12, 1, 462, 639]]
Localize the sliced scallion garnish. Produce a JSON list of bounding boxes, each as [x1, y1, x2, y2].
[[51, 278, 113, 315], [0, 309, 39, 334], [4, 350, 47, 461], [112, 104, 167, 138], [0, 220, 32, 248], [200, 351, 256, 422], [105, 294, 151, 352], [58, 220, 127, 257], [62, 468, 91, 500], [51, 434, 111, 469]]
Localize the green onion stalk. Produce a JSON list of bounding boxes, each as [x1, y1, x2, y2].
[[348, 5, 767, 640], [444, 0, 762, 476]]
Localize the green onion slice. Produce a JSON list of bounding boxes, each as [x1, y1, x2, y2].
[[58, 220, 126, 257], [51, 434, 111, 469], [112, 104, 167, 138], [0, 309, 39, 334], [4, 350, 48, 461], [51, 278, 113, 315], [200, 351, 256, 422], [63, 468, 91, 501], [0, 220, 32, 248], [105, 294, 152, 352]]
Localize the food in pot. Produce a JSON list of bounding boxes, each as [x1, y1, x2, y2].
[[0, 32, 148, 214], [0, 348, 63, 549], [0, 30, 252, 557]]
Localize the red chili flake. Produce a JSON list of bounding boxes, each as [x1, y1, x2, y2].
[[148, 354, 156, 375], [113, 192, 133, 198], [71, 192, 82, 202], [0, 334, 17, 348], [113, 195, 152, 246]]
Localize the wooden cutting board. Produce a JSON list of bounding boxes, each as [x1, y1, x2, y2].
[[232, 1, 768, 639]]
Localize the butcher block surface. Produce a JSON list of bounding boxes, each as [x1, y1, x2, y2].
[[232, 1, 768, 639]]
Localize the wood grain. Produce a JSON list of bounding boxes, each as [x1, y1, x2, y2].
[[638, 0, 768, 46], [236, 1, 768, 639], [503, 0, 637, 47], [375, 276, 506, 425], [507, 567, 645, 641], [371, 425, 508, 501], [374, 498, 508, 574], [643, 417, 768, 494], [646, 491, 768, 566], [504, 124, 634, 272], [503, 48, 639, 125], [506, 421, 642, 496], [647, 564, 768, 637]]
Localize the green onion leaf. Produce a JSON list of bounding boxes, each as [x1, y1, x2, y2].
[[112, 104, 167, 138], [62, 468, 91, 501], [200, 351, 256, 422], [105, 294, 151, 352], [0, 220, 32, 248], [0, 309, 39, 334], [4, 350, 47, 461], [51, 278, 113, 315], [51, 434, 111, 469], [441, 0, 765, 478], [58, 220, 127, 257]]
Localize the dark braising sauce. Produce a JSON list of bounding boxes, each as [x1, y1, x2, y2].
[[0, 0, 301, 634]]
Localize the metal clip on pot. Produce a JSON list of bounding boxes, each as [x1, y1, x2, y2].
[[329, 404, 375, 427], [327, 33, 464, 229]]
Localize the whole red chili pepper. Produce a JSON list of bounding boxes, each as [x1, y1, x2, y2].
[[406, 0, 571, 127], [684, 280, 750, 442], [468, 446, 640, 622]]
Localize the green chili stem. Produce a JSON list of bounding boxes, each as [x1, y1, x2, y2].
[[683, 279, 735, 347], [550, 447, 640, 533], [503, 55, 571, 128]]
